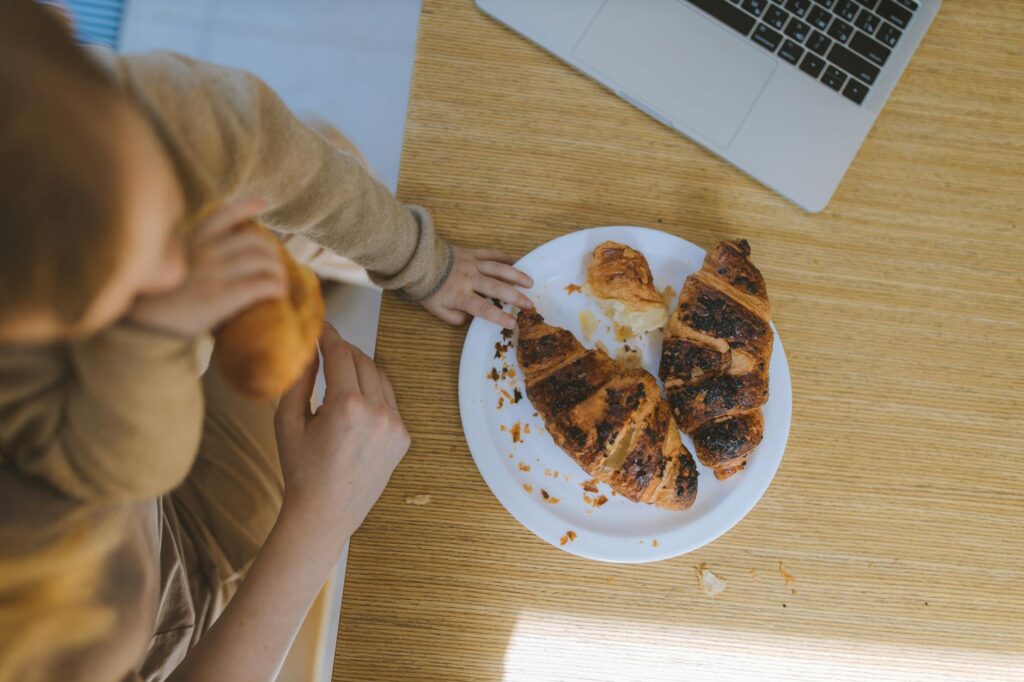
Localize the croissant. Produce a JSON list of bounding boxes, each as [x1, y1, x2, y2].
[[659, 240, 772, 480], [517, 310, 698, 510], [585, 241, 667, 334], [213, 222, 324, 398]]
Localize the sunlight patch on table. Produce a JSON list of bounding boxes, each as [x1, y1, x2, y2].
[[502, 610, 1019, 681]]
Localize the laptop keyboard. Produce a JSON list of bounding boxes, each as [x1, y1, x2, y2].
[[683, 0, 918, 105]]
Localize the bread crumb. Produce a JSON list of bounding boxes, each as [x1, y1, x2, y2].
[[652, 540, 659, 548], [510, 422, 522, 443], [697, 564, 727, 597], [522, 483, 533, 493], [579, 309, 598, 342], [497, 397, 504, 409], [779, 562, 796, 586], [405, 495, 431, 506], [559, 530, 577, 545], [582, 480, 599, 493], [661, 285, 677, 309], [540, 489, 559, 504], [517, 462, 530, 472], [565, 283, 583, 295], [524, 423, 531, 434], [616, 345, 643, 369]]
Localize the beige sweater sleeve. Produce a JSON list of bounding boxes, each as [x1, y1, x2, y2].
[[0, 326, 203, 501], [101, 50, 453, 301]]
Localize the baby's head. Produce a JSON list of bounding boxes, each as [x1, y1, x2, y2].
[[0, 0, 187, 343]]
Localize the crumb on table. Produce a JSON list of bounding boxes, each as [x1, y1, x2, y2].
[[405, 495, 431, 506]]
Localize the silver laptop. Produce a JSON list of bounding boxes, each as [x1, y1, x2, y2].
[[477, 0, 939, 212]]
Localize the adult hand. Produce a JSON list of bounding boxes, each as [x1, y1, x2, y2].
[[129, 197, 286, 337], [274, 323, 410, 539], [420, 245, 534, 329]]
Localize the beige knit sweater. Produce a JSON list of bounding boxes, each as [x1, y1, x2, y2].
[[0, 51, 451, 501]]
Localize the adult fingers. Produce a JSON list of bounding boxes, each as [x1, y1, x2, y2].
[[461, 293, 516, 329], [193, 196, 266, 246], [380, 372, 399, 413], [319, 322, 361, 401], [473, 274, 533, 310], [275, 350, 319, 435], [477, 259, 534, 289], [351, 348, 385, 406]]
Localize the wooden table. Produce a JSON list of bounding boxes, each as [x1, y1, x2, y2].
[[333, 1, 1023, 679]]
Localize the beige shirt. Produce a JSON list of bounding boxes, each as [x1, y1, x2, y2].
[[0, 50, 451, 680]]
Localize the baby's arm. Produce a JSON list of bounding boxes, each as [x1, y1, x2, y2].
[[0, 326, 203, 501], [105, 51, 451, 301]]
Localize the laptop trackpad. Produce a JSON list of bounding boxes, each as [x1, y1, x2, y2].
[[573, 0, 776, 149]]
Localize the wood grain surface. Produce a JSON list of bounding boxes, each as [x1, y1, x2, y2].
[[333, 1, 1023, 680]]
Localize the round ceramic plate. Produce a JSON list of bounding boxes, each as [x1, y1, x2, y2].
[[458, 226, 792, 563]]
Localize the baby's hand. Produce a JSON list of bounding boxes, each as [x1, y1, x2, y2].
[[129, 198, 287, 337], [421, 246, 533, 329]]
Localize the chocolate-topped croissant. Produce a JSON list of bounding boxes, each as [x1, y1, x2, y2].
[[659, 240, 772, 480], [517, 310, 698, 510]]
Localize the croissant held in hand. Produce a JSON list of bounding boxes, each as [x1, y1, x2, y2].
[[213, 222, 324, 398], [659, 240, 772, 480], [517, 310, 698, 510]]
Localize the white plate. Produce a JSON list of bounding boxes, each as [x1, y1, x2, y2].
[[458, 227, 792, 563]]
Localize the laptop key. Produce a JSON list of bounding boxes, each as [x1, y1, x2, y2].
[[821, 65, 847, 91], [876, 0, 912, 28], [827, 17, 853, 43], [784, 17, 811, 42], [807, 6, 831, 30], [778, 38, 805, 64], [684, 0, 757, 35], [850, 31, 891, 66], [784, 0, 811, 18], [852, 0, 878, 9], [836, 0, 859, 21], [742, 0, 769, 17], [751, 22, 783, 51], [806, 30, 832, 55], [765, 5, 790, 30], [854, 9, 880, 34], [812, 0, 836, 8], [892, 0, 918, 9], [842, 78, 869, 104], [876, 22, 902, 47], [799, 53, 826, 78], [828, 42, 880, 84]]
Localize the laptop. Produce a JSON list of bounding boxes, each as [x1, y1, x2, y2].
[[477, 0, 939, 212]]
